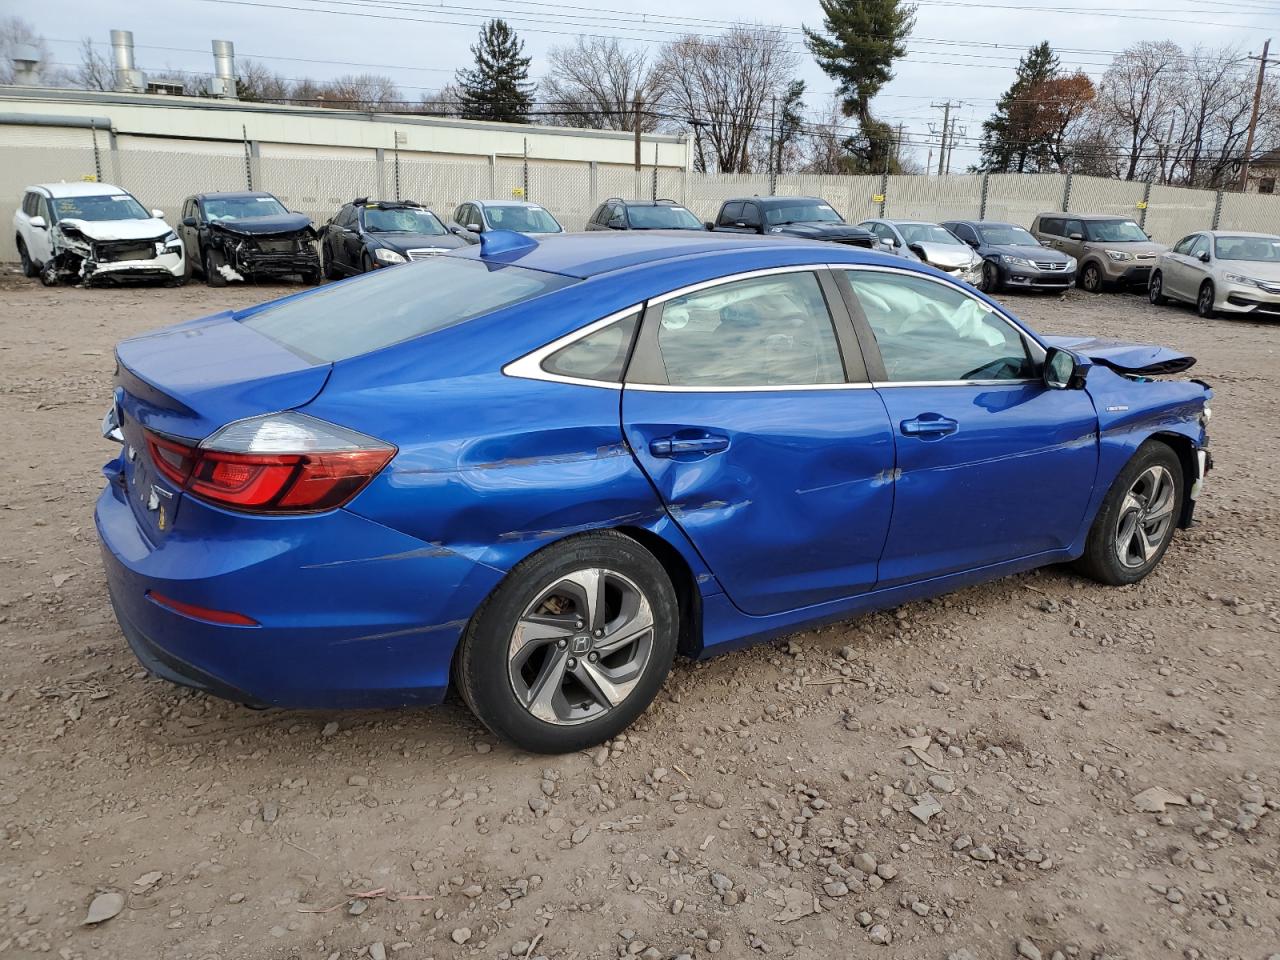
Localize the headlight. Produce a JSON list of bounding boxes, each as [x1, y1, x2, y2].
[[374, 248, 406, 264], [1065, 256, 1077, 271], [1002, 255, 1033, 268], [1224, 273, 1265, 288], [1104, 249, 1133, 262], [162, 231, 180, 245]]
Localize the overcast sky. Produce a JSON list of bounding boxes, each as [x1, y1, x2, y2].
[[21, 0, 1278, 170]]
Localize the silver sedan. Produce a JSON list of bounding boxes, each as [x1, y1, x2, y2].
[[1150, 230, 1280, 318]]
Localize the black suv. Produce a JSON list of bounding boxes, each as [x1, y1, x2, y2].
[[320, 199, 467, 277], [178, 191, 320, 287], [708, 196, 874, 247], [585, 198, 704, 231]]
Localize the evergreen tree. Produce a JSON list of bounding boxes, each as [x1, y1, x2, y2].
[[804, 0, 916, 173], [774, 80, 807, 173], [455, 20, 534, 123], [978, 41, 1060, 172]]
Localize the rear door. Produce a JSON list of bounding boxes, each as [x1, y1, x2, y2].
[[622, 266, 896, 615], [837, 266, 1098, 587]]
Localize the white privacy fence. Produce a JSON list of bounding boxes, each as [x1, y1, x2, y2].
[[4, 144, 1280, 262]]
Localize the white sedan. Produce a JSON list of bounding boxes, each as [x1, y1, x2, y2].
[[1149, 230, 1280, 318]]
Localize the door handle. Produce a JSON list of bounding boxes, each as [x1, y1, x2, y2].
[[649, 435, 730, 457], [901, 416, 958, 438]]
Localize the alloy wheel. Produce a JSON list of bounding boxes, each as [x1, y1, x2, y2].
[[1114, 464, 1176, 570], [1149, 273, 1163, 304], [1198, 283, 1215, 317], [508, 567, 655, 725], [1083, 264, 1101, 292]]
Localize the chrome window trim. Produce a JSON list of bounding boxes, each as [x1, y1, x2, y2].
[[625, 381, 874, 394], [501, 307, 640, 390], [646, 264, 824, 306], [832, 262, 1048, 382]]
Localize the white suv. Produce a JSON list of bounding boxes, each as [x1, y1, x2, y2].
[[14, 182, 184, 286]]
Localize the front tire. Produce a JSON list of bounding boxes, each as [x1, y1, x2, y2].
[[1197, 280, 1216, 318], [455, 531, 679, 753], [1073, 442, 1183, 586], [205, 248, 228, 288], [982, 260, 1002, 294], [1148, 270, 1168, 305], [1080, 262, 1104, 293]]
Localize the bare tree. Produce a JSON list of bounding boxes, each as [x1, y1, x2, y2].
[[0, 16, 66, 86], [542, 37, 664, 131], [289, 77, 326, 107], [73, 36, 113, 90], [1094, 41, 1182, 180], [418, 83, 464, 117], [321, 73, 402, 112], [657, 26, 800, 173], [237, 58, 292, 103]]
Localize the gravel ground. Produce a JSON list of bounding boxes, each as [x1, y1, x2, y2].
[[0, 270, 1277, 960]]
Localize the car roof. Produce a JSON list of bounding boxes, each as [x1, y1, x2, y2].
[[724, 196, 825, 206], [29, 182, 130, 198], [456, 230, 873, 279], [195, 191, 277, 200], [1037, 212, 1136, 221], [1205, 229, 1279, 238], [609, 199, 688, 207], [957, 221, 1019, 228], [470, 199, 549, 208]]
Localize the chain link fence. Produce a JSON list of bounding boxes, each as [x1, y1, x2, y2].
[[5, 144, 1280, 262]]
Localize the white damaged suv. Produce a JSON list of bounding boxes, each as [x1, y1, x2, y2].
[[14, 182, 184, 287]]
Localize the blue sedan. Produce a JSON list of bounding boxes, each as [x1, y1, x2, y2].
[[96, 230, 1212, 753]]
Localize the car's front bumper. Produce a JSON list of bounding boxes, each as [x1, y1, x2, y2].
[[84, 249, 185, 282], [235, 250, 321, 278], [95, 462, 501, 709], [1217, 279, 1280, 315], [1003, 265, 1076, 290]]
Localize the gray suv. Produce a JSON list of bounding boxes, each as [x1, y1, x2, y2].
[[1030, 213, 1167, 293]]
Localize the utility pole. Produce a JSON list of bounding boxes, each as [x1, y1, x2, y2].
[[1239, 38, 1271, 192], [930, 101, 962, 175], [768, 95, 777, 184], [946, 124, 965, 175], [634, 94, 643, 172], [894, 122, 904, 166]]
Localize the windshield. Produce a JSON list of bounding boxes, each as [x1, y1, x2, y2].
[[204, 196, 288, 221], [898, 223, 963, 246], [51, 193, 149, 223], [363, 206, 445, 235], [241, 257, 575, 362], [485, 204, 561, 233], [764, 201, 844, 225], [978, 225, 1039, 247], [626, 205, 703, 230], [1214, 235, 1280, 262], [1085, 219, 1147, 242]]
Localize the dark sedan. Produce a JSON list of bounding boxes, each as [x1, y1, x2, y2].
[[942, 220, 1076, 293], [321, 199, 467, 277]]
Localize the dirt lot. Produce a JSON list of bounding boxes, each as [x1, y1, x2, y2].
[[0, 268, 1277, 960]]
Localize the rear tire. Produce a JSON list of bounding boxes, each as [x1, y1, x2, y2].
[[205, 248, 228, 288], [455, 531, 678, 754], [1197, 280, 1216, 318], [1148, 270, 1168, 305], [1073, 442, 1183, 586], [17, 237, 36, 278]]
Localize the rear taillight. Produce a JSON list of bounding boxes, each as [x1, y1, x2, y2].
[[143, 412, 395, 514]]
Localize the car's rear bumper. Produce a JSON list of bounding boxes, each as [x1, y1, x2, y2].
[[95, 471, 501, 709], [1110, 263, 1155, 286]]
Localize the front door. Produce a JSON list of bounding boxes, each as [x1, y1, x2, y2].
[[837, 267, 1098, 587], [622, 267, 897, 616]]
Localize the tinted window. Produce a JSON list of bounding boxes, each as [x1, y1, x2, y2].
[[1038, 218, 1062, 237], [978, 225, 1038, 246], [718, 202, 743, 226], [203, 195, 288, 220], [763, 200, 843, 225], [649, 272, 844, 387], [242, 258, 576, 363], [1063, 219, 1084, 238], [589, 204, 607, 225], [542, 313, 638, 382], [846, 270, 1034, 383], [625, 205, 702, 230], [23, 192, 38, 216], [741, 203, 761, 227]]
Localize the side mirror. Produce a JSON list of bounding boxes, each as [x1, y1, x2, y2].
[[151, 209, 165, 219], [608, 217, 624, 229], [182, 216, 197, 227], [1198, 251, 1211, 263], [1044, 347, 1087, 390], [965, 237, 980, 248], [29, 215, 46, 229], [466, 223, 482, 232], [908, 242, 926, 259], [1068, 232, 1084, 241], [704, 221, 715, 231]]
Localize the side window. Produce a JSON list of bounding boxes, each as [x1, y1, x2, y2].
[[1038, 218, 1061, 237], [868, 223, 893, 243], [1063, 219, 1084, 239], [1172, 235, 1196, 255], [645, 271, 844, 387], [21, 192, 34, 217], [458, 205, 475, 228], [741, 203, 761, 227], [846, 270, 1035, 383], [542, 313, 638, 383], [1189, 235, 1210, 259], [718, 202, 743, 226], [589, 204, 606, 225], [953, 223, 977, 244]]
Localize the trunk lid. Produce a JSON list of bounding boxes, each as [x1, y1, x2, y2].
[[112, 312, 331, 542]]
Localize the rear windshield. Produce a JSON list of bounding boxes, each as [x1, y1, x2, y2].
[[240, 256, 575, 362], [627, 205, 703, 230]]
